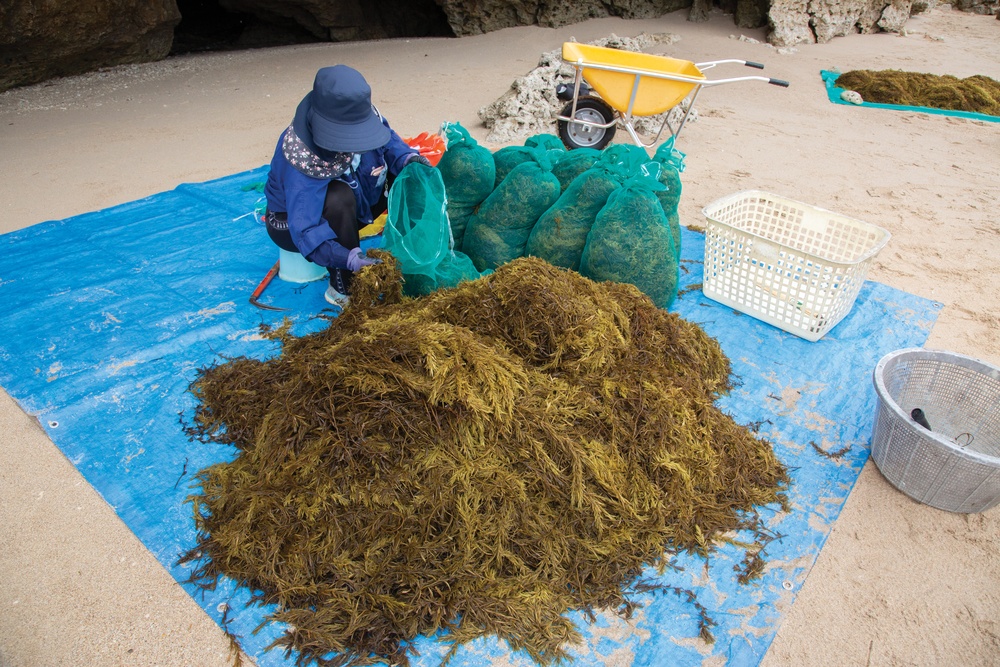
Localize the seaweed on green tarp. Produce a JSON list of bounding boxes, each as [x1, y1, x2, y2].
[[836, 69, 1000, 116], [183, 252, 788, 667]]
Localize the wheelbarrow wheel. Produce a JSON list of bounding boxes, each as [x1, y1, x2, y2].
[[558, 96, 616, 150]]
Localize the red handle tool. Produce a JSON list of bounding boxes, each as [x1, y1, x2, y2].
[[249, 260, 287, 311]]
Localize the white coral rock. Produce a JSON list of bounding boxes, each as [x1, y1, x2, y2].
[[841, 90, 864, 105]]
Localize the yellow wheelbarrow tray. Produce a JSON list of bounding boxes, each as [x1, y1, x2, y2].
[[557, 42, 790, 151]]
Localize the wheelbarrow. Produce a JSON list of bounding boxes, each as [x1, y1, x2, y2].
[[556, 42, 789, 151]]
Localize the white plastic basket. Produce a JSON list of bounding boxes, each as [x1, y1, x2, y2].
[[871, 348, 1000, 513], [701, 191, 890, 341]]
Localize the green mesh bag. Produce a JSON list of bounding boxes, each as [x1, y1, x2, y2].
[[525, 161, 624, 271], [399, 251, 486, 297], [491, 142, 560, 189], [652, 137, 686, 173], [463, 157, 562, 272], [551, 148, 601, 192], [652, 140, 685, 260], [665, 210, 681, 263], [384, 162, 482, 297], [652, 142, 684, 213], [600, 143, 652, 175], [598, 143, 682, 263], [492, 135, 564, 188], [437, 122, 496, 251], [492, 145, 538, 189], [524, 133, 566, 152], [580, 171, 679, 310]]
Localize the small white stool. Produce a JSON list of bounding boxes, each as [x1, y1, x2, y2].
[[278, 248, 328, 283]]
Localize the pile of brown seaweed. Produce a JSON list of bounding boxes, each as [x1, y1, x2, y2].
[[183, 251, 788, 667], [837, 69, 1000, 116]]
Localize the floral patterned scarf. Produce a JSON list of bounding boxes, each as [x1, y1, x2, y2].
[[282, 124, 354, 179]]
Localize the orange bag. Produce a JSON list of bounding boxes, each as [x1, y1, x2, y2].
[[403, 132, 446, 166]]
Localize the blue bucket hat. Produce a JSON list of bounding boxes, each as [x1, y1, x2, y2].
[[292, 65, 391, 154]]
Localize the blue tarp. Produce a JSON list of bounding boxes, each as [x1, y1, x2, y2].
[[0, 166, 939, 666], [821, 69, 1000, 123]]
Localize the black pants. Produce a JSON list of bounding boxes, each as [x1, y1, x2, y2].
[[266, 180, 388, 294]]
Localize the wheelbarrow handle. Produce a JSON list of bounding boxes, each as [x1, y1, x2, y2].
[[742, 61, 790, 86]]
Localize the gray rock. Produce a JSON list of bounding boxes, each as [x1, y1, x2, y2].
[[953, 0, 1000, 14], [220, 0, 688, 41], [841, 89, 864, 104], [0, 0, 180, 92], [433, 0, 688, 36], [736, 0, 771, 28], [768, 0, 915, 45], [767, 0, 816, 46], [879, 0, 914, 31], [692, 0, 767, 27], [688, 0, 713, 23]]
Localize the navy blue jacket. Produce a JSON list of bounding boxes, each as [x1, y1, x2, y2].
[[264, 115, 416, 269]]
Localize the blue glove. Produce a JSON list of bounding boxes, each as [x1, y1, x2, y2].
[[346, 247, 380, 272]]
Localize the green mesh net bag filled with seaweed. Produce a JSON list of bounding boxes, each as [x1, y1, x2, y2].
[[652, 140, 685, 260], [652, 140, 684, 213], [492, 136, 565, 188], [492, 145, 542, 189], [600, 142, 652, 176], [596, 142, 682, 263], [581, 168, 679, 310], [524, 133, 566, 152], [525, 160, 625, 271], [463, 155, 561, 271], [551, 147, 602, 192], [437, 122, 496, 251], [664, 210, 682, 263], [384, 162, 482, 296]]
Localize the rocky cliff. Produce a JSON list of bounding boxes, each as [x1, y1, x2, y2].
[[2, 0, 986, 93], [0, 0, 180, 92]]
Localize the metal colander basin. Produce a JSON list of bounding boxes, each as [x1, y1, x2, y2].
[[871, 348, 1000, 513]]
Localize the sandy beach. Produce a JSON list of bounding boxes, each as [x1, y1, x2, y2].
[[1, 5, 998, 666]]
